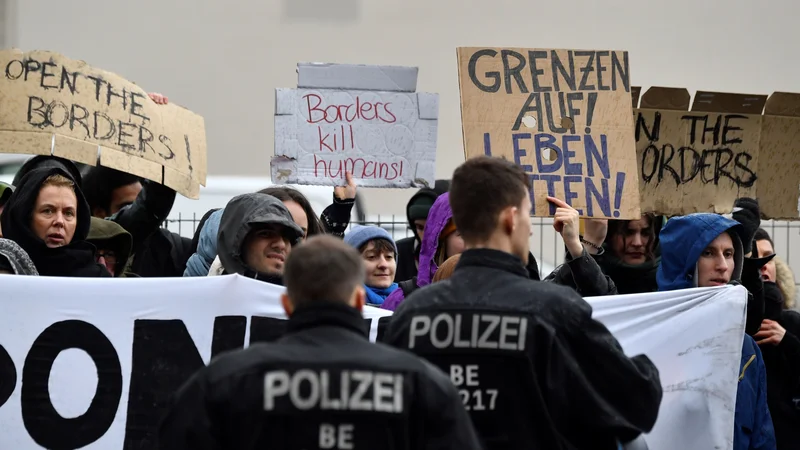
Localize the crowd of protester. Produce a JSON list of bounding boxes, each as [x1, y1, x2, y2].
[[0, 102, 798, 449]]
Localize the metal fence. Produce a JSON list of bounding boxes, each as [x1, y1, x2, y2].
[[163, 215, 800, 283]]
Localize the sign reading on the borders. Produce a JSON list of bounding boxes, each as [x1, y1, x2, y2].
[[271, 63, 438, 188], [457, 47, 640, 219], [634, 87, 800, 218], [0, 49, 207, 198]]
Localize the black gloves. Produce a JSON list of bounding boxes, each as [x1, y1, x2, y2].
[[732, 198, 760, 255]]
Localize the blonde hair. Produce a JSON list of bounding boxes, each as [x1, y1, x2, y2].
[[42, 174, 75, 191]]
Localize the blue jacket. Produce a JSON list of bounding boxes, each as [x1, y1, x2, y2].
[[183, 209, 223, 277], [658, 213, 775, 450]]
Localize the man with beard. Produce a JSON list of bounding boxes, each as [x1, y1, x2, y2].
[[208, 193, 304, 285]]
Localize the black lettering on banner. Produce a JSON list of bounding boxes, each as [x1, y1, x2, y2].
[[211, 316, 247, 360], [250, 316, 288, 344], [375, 316, 392, 343], [21, 320, 122, 450], [0, 344, 16, 408], [123, 317, 250, 448]]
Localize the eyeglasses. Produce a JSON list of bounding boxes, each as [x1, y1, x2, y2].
[[96, 250, 117, 262]]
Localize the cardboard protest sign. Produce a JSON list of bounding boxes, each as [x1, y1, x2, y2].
[[0, 275, 746, 450], [271, 63, 438, 188], [634, 88, 800, 218], [457, 48, 640, 219], [0, 49, 207, 198]]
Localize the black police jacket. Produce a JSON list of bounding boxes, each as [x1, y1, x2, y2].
[[385, 248, 663, 450], [158, 303, 482, 450]]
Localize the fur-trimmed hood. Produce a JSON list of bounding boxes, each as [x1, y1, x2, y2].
[[774, 256, 796, 309]]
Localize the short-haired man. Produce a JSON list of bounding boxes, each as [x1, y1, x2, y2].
[[386, 156, 662, 449], [159, 235, 482, 449], [658, 213, 776, 450]]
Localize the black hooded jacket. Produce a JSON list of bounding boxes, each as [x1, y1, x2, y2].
[[158, 304, 482, 450], [395, 180, 450, 283], [385, 248, 662, 449], [760, 281, 800, 449], [217, 193, 304, 284], [1, 167, 109, 277]]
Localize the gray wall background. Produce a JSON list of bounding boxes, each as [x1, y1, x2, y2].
[[5, 0, 800, 214], [4, 0, 800, 287]]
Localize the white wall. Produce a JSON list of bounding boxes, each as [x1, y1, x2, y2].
[[8, 0, 800, 278], [10, 0, 800, 214]]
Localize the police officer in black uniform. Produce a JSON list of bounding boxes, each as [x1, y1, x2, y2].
[[158, 235, 482, 450], [385, 156, 663, 450]]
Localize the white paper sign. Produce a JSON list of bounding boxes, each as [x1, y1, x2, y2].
[[0, 275, 746, 450], [270, 64, 439, 188]]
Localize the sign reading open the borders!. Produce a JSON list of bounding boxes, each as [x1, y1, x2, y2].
[[457, 48, 641, 219], [0, 49, 207, 198]]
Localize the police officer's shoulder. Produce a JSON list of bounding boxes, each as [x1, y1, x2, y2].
[[394, 279, 456, 316]]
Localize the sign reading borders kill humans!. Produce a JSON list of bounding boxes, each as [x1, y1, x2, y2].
[[633, 87, 800, 218], [457, 47, 641, 219], [271, 63, 439, 188], [0, 49, 207, 198]]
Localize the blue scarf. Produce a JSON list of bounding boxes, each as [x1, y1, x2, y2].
[[365, 283, 398, 306]]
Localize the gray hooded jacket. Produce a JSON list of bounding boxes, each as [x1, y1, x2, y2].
[[215, 193, 304, 283]]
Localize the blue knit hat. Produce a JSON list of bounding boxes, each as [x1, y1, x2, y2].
[[344, 225, 397, 255]]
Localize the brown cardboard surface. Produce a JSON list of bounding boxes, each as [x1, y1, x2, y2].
[[456, 47, 640, 219], [759, 93, 800, 219], [635, 88, 800, 219], [0, 49, 207, 198]]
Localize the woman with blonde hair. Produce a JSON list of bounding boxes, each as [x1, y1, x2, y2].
[[0, 168, 109, 277]]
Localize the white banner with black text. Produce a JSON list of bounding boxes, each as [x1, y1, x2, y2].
[[0, 275, 746, 450]]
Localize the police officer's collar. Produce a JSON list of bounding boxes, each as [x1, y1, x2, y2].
[[286, 302, 369, 338], [456, 248, 529, 278]]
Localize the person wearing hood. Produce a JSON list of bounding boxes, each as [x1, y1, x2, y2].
[[752, 228, 800, 449], [0, 238, 38, 275], [82, 165, 192, 278], [0, 181, 14, 238], [394, 179, 450, 283], [382, 192, 464, 310], [182, 208, 223, 277], [208, 193, 304, 285], [0, 167, 109, 277], [87, 217, 134, 277], [183, 180, 357, 277], [343, 225, 399, 306], [657, 212, 775, 450], [580, 214, 663, 294]]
